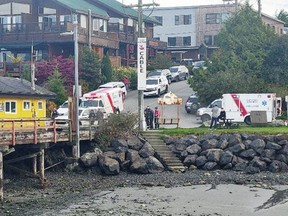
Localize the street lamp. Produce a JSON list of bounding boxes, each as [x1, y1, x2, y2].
[[60, 14, 80, 158]]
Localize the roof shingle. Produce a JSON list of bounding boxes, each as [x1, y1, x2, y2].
[[0, 77, 56, 99]]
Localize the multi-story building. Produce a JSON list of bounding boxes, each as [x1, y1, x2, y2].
[[0, 0, 166, 76], [145, 3, 285, 63]]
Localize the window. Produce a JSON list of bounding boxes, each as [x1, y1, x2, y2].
[[60, 15, 72, 25], [175, 15, 191, 25], [168, 37, 176, 46], [23, 101, 30, 110], [204, 35, 213, 45], [5, 101, 16, 113], [154, 37, 160, 41], [183, 36, 191, 46], [153, 16, 163, 26], [206, 13, 221, 24], [93, 18, 107, 32], [38, 101, 43, 110]]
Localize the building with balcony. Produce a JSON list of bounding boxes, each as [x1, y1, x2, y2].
[[0, 0, 166, 76], [145, 3, 285, 63]]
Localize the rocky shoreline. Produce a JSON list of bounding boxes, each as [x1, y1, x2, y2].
[[2, 169, 288, 216], [2, 132, 288, 215]]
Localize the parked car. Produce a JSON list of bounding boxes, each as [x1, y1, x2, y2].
[[147, 69, 172, 84], [55, 107, 107, 127], [185, 94, 200, 114], [169, 65, 189, 82], [98, 81, 127, 99], [192, 61, 207, 71], [144, 76, 169, 97]]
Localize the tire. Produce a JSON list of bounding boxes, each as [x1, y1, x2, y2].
[[157, 89, 161, 97], [165, 85, 168, 93], [191, 103, 199, 110], [201, 114, 211, 123], [244, 116, 251, 125], [184, 73, 188, 80]]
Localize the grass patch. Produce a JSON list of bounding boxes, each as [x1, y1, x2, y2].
[[160, 126, 288, 136]]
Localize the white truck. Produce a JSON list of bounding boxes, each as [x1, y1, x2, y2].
[[144, 75, 169, 97], [82, 87, 124, 114], [196, 93, 281, 125]]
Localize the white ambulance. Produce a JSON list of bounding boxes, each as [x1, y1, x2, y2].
[[82, 87, 124, 115], [196, 93, 281, 125]]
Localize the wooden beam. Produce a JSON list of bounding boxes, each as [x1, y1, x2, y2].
[[0, 151, 3, 201]]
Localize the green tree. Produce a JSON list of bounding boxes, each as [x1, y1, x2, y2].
[[148, 54, 173, 70], [47, 69, 67, 106], [102, 52, 113, 83], [80, 46, 102, 91], [190, 3, 277, 104], [276, 10, 288, 26]]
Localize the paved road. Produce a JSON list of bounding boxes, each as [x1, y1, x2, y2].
[[124, 80, 201, 128]]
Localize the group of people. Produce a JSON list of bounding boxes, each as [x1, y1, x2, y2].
[[144, 106, 160, 129], [210, 104, 226, 129]]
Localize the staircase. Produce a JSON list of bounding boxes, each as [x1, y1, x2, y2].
[[141, 130, 186, 173]]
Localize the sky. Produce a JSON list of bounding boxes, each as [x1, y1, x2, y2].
[[117, 0, 288, 17]]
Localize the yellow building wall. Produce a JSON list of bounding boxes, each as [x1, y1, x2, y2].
[[0, 97, 47, 128]]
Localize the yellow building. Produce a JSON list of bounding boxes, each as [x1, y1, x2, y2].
[[0, 77, 55, 128]]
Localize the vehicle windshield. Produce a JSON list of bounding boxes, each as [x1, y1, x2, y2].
[[60, 102, 68, 108], [169, 67, 178, 73], [146, 79, 159, 85], [80, 100, 100, 107], [194, 61, 204, 67], [148, 71, 161, 77]]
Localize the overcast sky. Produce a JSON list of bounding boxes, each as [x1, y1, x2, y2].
[[117, 0, 288, 17]]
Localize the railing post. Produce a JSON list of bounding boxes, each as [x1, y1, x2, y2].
[[12, 120, 15, 146], [53, 119, 57, 143], [33, 120, 37, 144]]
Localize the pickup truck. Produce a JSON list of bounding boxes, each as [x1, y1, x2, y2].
[[144, 75, 169, 97]]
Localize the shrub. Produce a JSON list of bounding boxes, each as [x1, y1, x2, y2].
[[94, 112, 138, 150]]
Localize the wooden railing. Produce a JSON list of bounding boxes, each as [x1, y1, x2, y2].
[[0, 119, 96, 146]]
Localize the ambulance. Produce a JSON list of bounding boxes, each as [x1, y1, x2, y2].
[[196, 93, 281, 125], [82, 87, 124, 115]]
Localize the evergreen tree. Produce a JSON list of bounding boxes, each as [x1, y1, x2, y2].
[[80, 46, 102, 91], [102, 52, 113, 83], [47, 69, 67, 106], [190, 3, 279, 104]]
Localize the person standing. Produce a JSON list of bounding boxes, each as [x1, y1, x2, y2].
[[210, 104, 220, 129], [123, 76, 129, 91], [154, 106, 160, 129], [144, 106, 151, 128], [149, 107, 154, 129], [51, 108, 59, 119]]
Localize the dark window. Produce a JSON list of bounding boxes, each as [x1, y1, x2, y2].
[[153, 16, 163, 26], [206, 13, 221, 24], [168, 37, 176, 46], [175, 15, 191, 25], [175, 15, 179, 25], [204, 35, 213, 45], [183, 36, 191, 46], [154, 37, 160, 41]]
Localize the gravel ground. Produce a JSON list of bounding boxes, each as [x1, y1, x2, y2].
[[1, 169, 288, 216]]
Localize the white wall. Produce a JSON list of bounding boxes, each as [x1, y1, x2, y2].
[[144, 7, 197, 46]]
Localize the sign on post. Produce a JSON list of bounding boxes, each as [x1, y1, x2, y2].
[[137, 38, 146, 90]]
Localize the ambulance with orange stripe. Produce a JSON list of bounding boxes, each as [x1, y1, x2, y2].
[[196, 93, 281, 125], [82, 87, 124, 115]]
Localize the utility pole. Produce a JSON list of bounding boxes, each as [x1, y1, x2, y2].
[[235, 0, 238, 11], [31, 42, 35, 91], [258, 0, 262, 17], [128, 0, 159, 130]]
